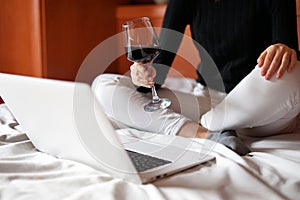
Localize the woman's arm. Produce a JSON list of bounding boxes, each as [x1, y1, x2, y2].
[[130, 0, 193, 88], [257, 0, 298, 80], [153, 0, 194, 85]]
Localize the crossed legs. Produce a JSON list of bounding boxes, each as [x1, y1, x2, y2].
[[92, 62, 300, 139]]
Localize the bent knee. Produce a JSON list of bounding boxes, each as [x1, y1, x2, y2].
[[91, 74, 134, 116], [91, 74, 133, 93]]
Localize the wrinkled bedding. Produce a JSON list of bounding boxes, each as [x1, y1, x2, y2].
[[1, 78, 300, 200]]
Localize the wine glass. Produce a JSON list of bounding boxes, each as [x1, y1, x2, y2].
[[122, 17, 171, 112]]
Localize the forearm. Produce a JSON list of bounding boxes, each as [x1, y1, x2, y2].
[[153, 0, 192, 84]]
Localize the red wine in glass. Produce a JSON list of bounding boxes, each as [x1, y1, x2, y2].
[[125, 46, 161, 64], [122, 17, 171, 112]]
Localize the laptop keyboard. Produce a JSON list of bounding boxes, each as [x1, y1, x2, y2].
[[126, 150, 172, 172]]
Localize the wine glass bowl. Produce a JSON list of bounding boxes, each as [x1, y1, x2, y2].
[[122, 17, 171, 112]]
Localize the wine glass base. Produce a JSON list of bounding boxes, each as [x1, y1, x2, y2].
[[144, 98, 171, 112]]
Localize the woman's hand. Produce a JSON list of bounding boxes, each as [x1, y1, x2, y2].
[[130, 62, 156, 88], [257, 43, 297, 80]]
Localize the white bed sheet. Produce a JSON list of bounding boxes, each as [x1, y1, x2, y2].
[[1, 78, 300, 200]]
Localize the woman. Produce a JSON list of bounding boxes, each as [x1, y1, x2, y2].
[[93, 0, 300, 155]]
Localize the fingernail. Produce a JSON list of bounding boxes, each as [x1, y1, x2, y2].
[[257, 62, 263, 67], [276, 74, 280, 79]]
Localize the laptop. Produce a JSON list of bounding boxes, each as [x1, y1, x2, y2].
[[0, 73, 213, 184]]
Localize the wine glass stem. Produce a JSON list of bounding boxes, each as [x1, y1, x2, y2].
[[151, 86, 160, 103]]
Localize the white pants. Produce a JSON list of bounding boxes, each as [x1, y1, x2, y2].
[[92, 63, 300, 137]]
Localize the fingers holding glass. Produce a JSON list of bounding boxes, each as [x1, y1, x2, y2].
[[130, 63, 156, 88], [122, 17, 171, 112]]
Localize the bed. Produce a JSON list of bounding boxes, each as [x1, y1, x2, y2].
[[0, 77, 300, 200]]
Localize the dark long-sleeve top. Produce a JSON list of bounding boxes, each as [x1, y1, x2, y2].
[[153, 0, 299, 93]]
